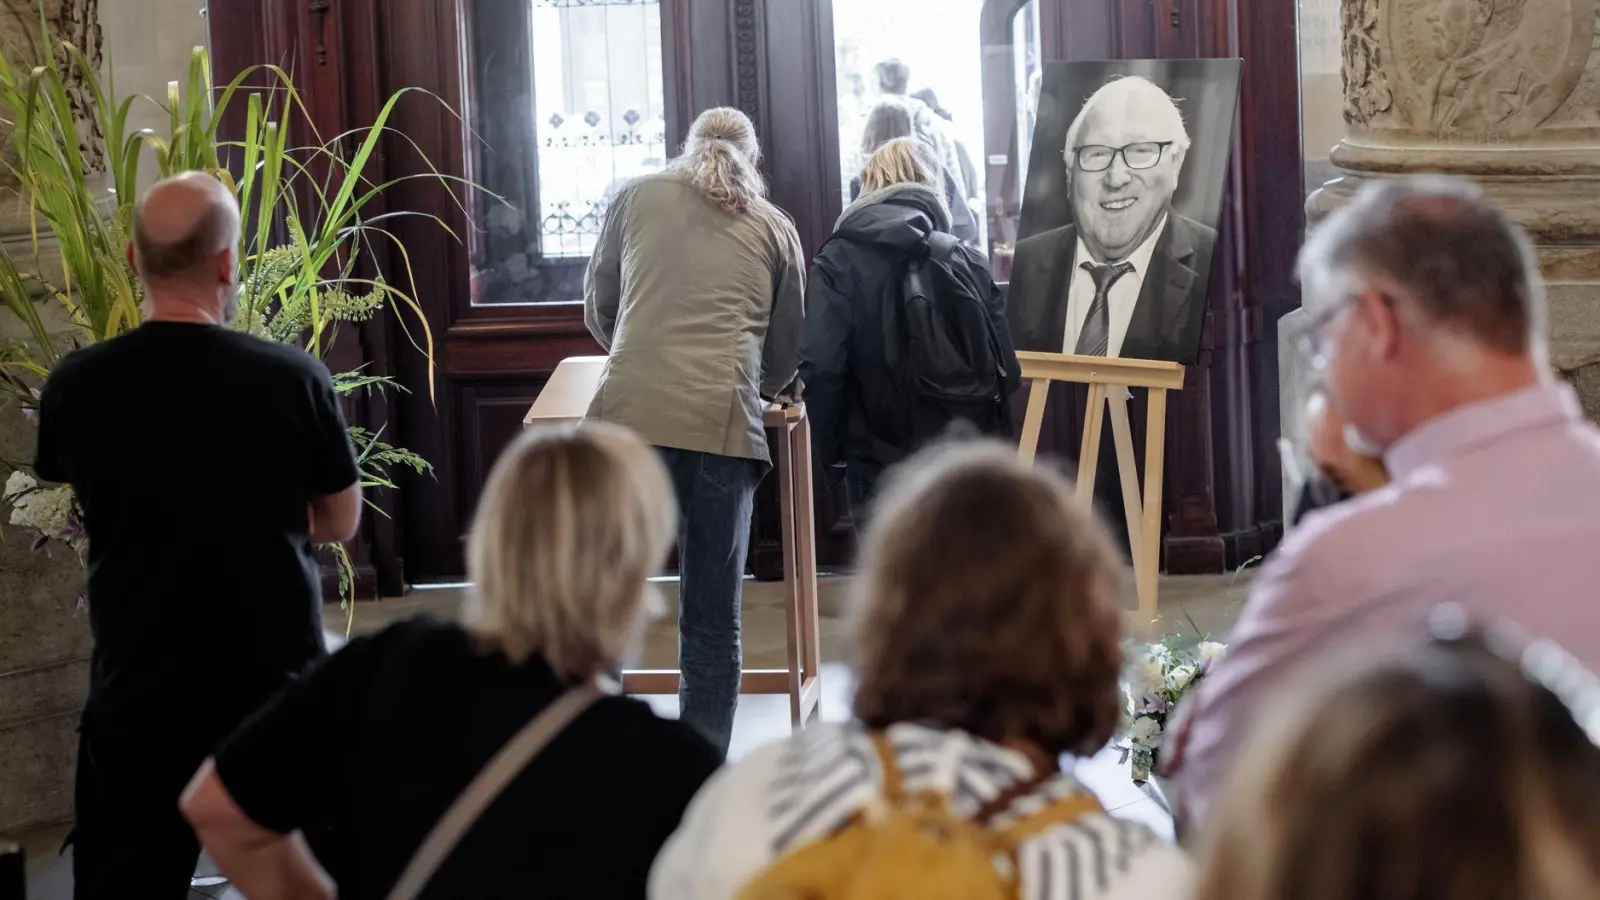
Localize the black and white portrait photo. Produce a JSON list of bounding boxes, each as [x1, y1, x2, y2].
[[1006, 60, 1242, 364]]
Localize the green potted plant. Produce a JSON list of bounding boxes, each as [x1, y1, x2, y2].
[[0, 15, 476, 625]]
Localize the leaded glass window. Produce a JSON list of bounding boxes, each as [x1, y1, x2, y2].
[[466, 0, 666, 305]]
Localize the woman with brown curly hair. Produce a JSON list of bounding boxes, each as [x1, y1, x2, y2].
[[1195, 616, 1600, 900], [649, 441, 1192, 900]]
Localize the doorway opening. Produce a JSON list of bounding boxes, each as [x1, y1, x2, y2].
[[830, 0, 1041, 275]]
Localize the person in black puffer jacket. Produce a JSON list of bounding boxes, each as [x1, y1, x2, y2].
[[801, 138, 1020, 519]]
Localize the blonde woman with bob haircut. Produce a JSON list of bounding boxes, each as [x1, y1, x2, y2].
[[651, 442, 1192, 900], [1195, 616, 1600, 900], [800, 139, 1019, 514], [183, 423, 722, 900], [585, 106, 804, 754]]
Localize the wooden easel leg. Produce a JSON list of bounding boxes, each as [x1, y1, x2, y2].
[[776, 421, 803, 728], [795, 413, 821, 723], [1018, 377, 1051, 465], [1105, 388, 1145, 581], [1139, 389, 1170, 627], [1076, 383, 1107, 506]]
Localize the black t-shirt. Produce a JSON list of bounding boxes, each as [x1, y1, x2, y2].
[[34, 321, 359, 734], [214, 617, 723, 900]]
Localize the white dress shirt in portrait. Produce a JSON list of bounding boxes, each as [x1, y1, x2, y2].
[[1062, 215, 1168, 357]]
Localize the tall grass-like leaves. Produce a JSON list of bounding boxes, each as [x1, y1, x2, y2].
[[0, 11, 479, 622]]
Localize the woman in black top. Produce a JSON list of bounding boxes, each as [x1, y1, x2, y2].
[[181, 423, 722, 899]]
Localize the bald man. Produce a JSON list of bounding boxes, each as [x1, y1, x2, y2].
[[1007, 75, 1216, 363], [33, 171, 361, 899]]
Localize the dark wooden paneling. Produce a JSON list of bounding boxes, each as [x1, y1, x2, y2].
[[456, 381, 550, 526], [1232, 0, 1301, 562]]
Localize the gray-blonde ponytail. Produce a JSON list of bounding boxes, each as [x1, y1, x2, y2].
[[667, 107, 801, 265]]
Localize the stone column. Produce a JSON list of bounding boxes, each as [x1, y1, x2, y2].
[[0, 0, 100, 836], [1304, 0, 1600, 410]]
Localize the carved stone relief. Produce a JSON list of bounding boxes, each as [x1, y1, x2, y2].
[[733, 0, 761, 127], [0, 0, 105, 181], [1341, 0, 1392, 125], [1376, 0, 1594, 139]]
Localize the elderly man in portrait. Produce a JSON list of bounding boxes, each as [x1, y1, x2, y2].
[[1007, 75, 1215, 363], [1162, 176, 1600, 830]]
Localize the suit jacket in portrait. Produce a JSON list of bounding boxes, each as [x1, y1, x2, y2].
[[1005, 212, 1217, 365]]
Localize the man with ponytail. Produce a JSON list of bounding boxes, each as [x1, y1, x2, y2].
[[585, 107, 805, 754]]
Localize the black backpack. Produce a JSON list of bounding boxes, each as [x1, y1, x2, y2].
[[882, 231, 1010, 455]]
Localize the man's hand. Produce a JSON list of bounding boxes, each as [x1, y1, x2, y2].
[[1306, 391, 1388, 495]]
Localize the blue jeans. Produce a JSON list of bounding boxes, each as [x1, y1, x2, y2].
[[658, 447, 765, 755]]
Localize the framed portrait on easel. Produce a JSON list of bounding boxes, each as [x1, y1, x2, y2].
[[1006, 59, 1242, 365]]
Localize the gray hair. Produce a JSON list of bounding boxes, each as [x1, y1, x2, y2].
[[1063, 75, 1191, 159], [667, 107, 801, 266], [1295, 176, 1545, 356]]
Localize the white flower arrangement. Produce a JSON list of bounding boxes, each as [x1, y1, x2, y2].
[[1122, 638, 1227, 782], [4, 469, 87, 556]]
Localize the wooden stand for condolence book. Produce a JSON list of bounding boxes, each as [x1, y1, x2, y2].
[[523, 356, 822, 730], [1014, 351, 1186, 627]]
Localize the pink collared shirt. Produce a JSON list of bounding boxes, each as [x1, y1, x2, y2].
[[1172, 383, 1600, 827]]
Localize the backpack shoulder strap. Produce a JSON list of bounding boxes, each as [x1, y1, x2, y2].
[[384, 685, 605, 900]]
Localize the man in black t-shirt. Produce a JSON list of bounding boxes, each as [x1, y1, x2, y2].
[[34, 171, 362, 900]]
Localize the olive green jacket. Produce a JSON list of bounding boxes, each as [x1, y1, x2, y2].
[[584, 174, 805, 465]]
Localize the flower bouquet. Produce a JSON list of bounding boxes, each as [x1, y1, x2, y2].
[[1123, 639, 1227, 782]]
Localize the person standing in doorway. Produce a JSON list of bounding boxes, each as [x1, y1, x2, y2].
[[803, 138, 1019, 518], [585, 107, 806, 755], [33, 171, 361, 899]]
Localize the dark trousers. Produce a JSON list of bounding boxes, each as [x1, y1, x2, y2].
[[72, 728, 211, 900], [658, 447, 765, 755]]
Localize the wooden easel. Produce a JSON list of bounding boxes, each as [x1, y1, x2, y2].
[[1014, 351, 1185, 626]]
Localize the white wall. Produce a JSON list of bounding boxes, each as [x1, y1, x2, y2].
[[100, 0, 209, 188]]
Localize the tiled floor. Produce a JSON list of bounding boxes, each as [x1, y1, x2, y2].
[[24, 571, 1245, 897]]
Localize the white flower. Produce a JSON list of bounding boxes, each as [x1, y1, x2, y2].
[[1135, 654, 1167, 694], [5, 470, 38, 527], [1198, 641, 1227, 667], [1166, 664, 1198, 694], [27, 486, 74, 536], [1128, 716, 1164, 749]]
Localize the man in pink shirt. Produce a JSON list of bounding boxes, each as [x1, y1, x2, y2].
[[1165, 176, 1600, 829]]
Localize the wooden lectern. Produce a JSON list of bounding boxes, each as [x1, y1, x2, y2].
[[1013, 351, 1185, 626], [523, 356, 822, 729]]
